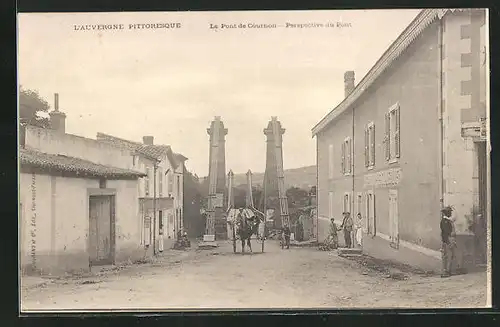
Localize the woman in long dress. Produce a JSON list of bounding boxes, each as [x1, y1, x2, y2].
[[355, 213, 363, 248]]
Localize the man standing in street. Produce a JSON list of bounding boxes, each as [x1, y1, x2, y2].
[[282, 224, 291, 249], [327, 218, 339, 249], [341, 212, 353, 248], [440, 206, 457, 278]]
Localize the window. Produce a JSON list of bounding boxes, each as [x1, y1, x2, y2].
[[328, 144, 334, 179], [158, 168, 163, 196], [342, 192, 351, 214], [159, 210, 163, 231], [328, 191, 334, 218], [99, 178, 106, 189], [177, 175, 181, 198], [179, 208, 183, 230], [341, 137, 352, 175], [132, 155, 137, 167], [168, 172, 174, 196], [384, 103, 400, 162], [365, 122, 375, 168], [356, 193, 362, 217], [388, 189, 399, 248], [145, 167, 151, 196]]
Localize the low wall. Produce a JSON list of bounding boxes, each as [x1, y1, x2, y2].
[[20, 249, 90, 276], [115, 241, 148, 264], [24, 125, 135, 170]]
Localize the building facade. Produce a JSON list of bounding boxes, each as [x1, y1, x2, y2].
[[20, 123, 146, 275], [312, 9, 488, 272], [96, 133, 187, 252]]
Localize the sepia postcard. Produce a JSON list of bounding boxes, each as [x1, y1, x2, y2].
[[17, 8, 491, 312]]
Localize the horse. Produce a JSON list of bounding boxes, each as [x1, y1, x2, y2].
[[235, 209, 262, 253]]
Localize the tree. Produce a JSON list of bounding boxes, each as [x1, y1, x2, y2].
[[183, 169, 206, 238], [19, 86, 51, 128], [286, 186, 310, 208]]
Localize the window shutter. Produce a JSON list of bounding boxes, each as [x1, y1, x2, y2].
[[347, 139, 352, 173], [158, 168, 163, 196], [168, 173, 174, 195], [371, 124, 376, 166], [364, 128, 369, 167], [145, 167, 150, 196], [347, 192, 351, 214], [372, 193, 376, 236], [395, 107, 401, 158], [341, 142, 345, 174], [384, 113, 390, 161]]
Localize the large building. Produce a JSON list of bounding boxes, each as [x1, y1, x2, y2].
[[96, 133, 187, 250], [19, 97, 147, 275], [312, 9, 488, 272]]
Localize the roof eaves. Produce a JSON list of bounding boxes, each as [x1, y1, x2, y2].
[[174, 152, 188, 162], [311, 8, 451, 137], [165, 147, 179, 169], [19, 149, 146, 179]]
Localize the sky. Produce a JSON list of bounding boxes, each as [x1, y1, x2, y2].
[[18, 9, 421, 177]]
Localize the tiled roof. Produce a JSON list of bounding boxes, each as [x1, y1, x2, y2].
[[19, 148, 146, 179], [311, 8, 476, 136], [96, 132, 188, 167], [135, 144, 172, 161], [96, 132, 143, 151]]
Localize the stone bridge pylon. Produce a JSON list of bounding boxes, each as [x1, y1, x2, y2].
[[200, 116, 228, 248]]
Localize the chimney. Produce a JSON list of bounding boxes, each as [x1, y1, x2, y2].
[[143, 136, 154, 145], [49, 93, 66, 133], [344, 71, 355, 98]]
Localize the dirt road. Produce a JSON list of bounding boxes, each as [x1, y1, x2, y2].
[[20, 240, 487, 311]]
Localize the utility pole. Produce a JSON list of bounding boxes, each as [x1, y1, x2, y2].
[[152, 162, 158, 255]]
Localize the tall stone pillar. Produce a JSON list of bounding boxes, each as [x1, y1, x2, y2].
[[263, 117, 290, 229], [246, 170, 254, 208], [263, 118, 283, 199], [205, 116, 228, 242]]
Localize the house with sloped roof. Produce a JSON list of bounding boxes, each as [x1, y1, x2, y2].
[[312, 9, 488, 272], [19, 97, 150, 275], [96, 132, 188, 252]]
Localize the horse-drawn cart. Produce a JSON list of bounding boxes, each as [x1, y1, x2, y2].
[[227, 207, 265, 254]]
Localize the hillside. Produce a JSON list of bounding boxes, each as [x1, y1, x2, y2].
[[231, 165, 316, 190]]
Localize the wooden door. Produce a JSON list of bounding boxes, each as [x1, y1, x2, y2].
[[366, 192, 375, 235], [388, 189, 399, 249], [89, 195, 114, 266], [476, 141, 487, 264]]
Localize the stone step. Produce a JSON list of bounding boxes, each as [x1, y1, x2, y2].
[[290, 240, 318, 248], [337, 248, 363, 257], [197, 241, 218, 249]]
